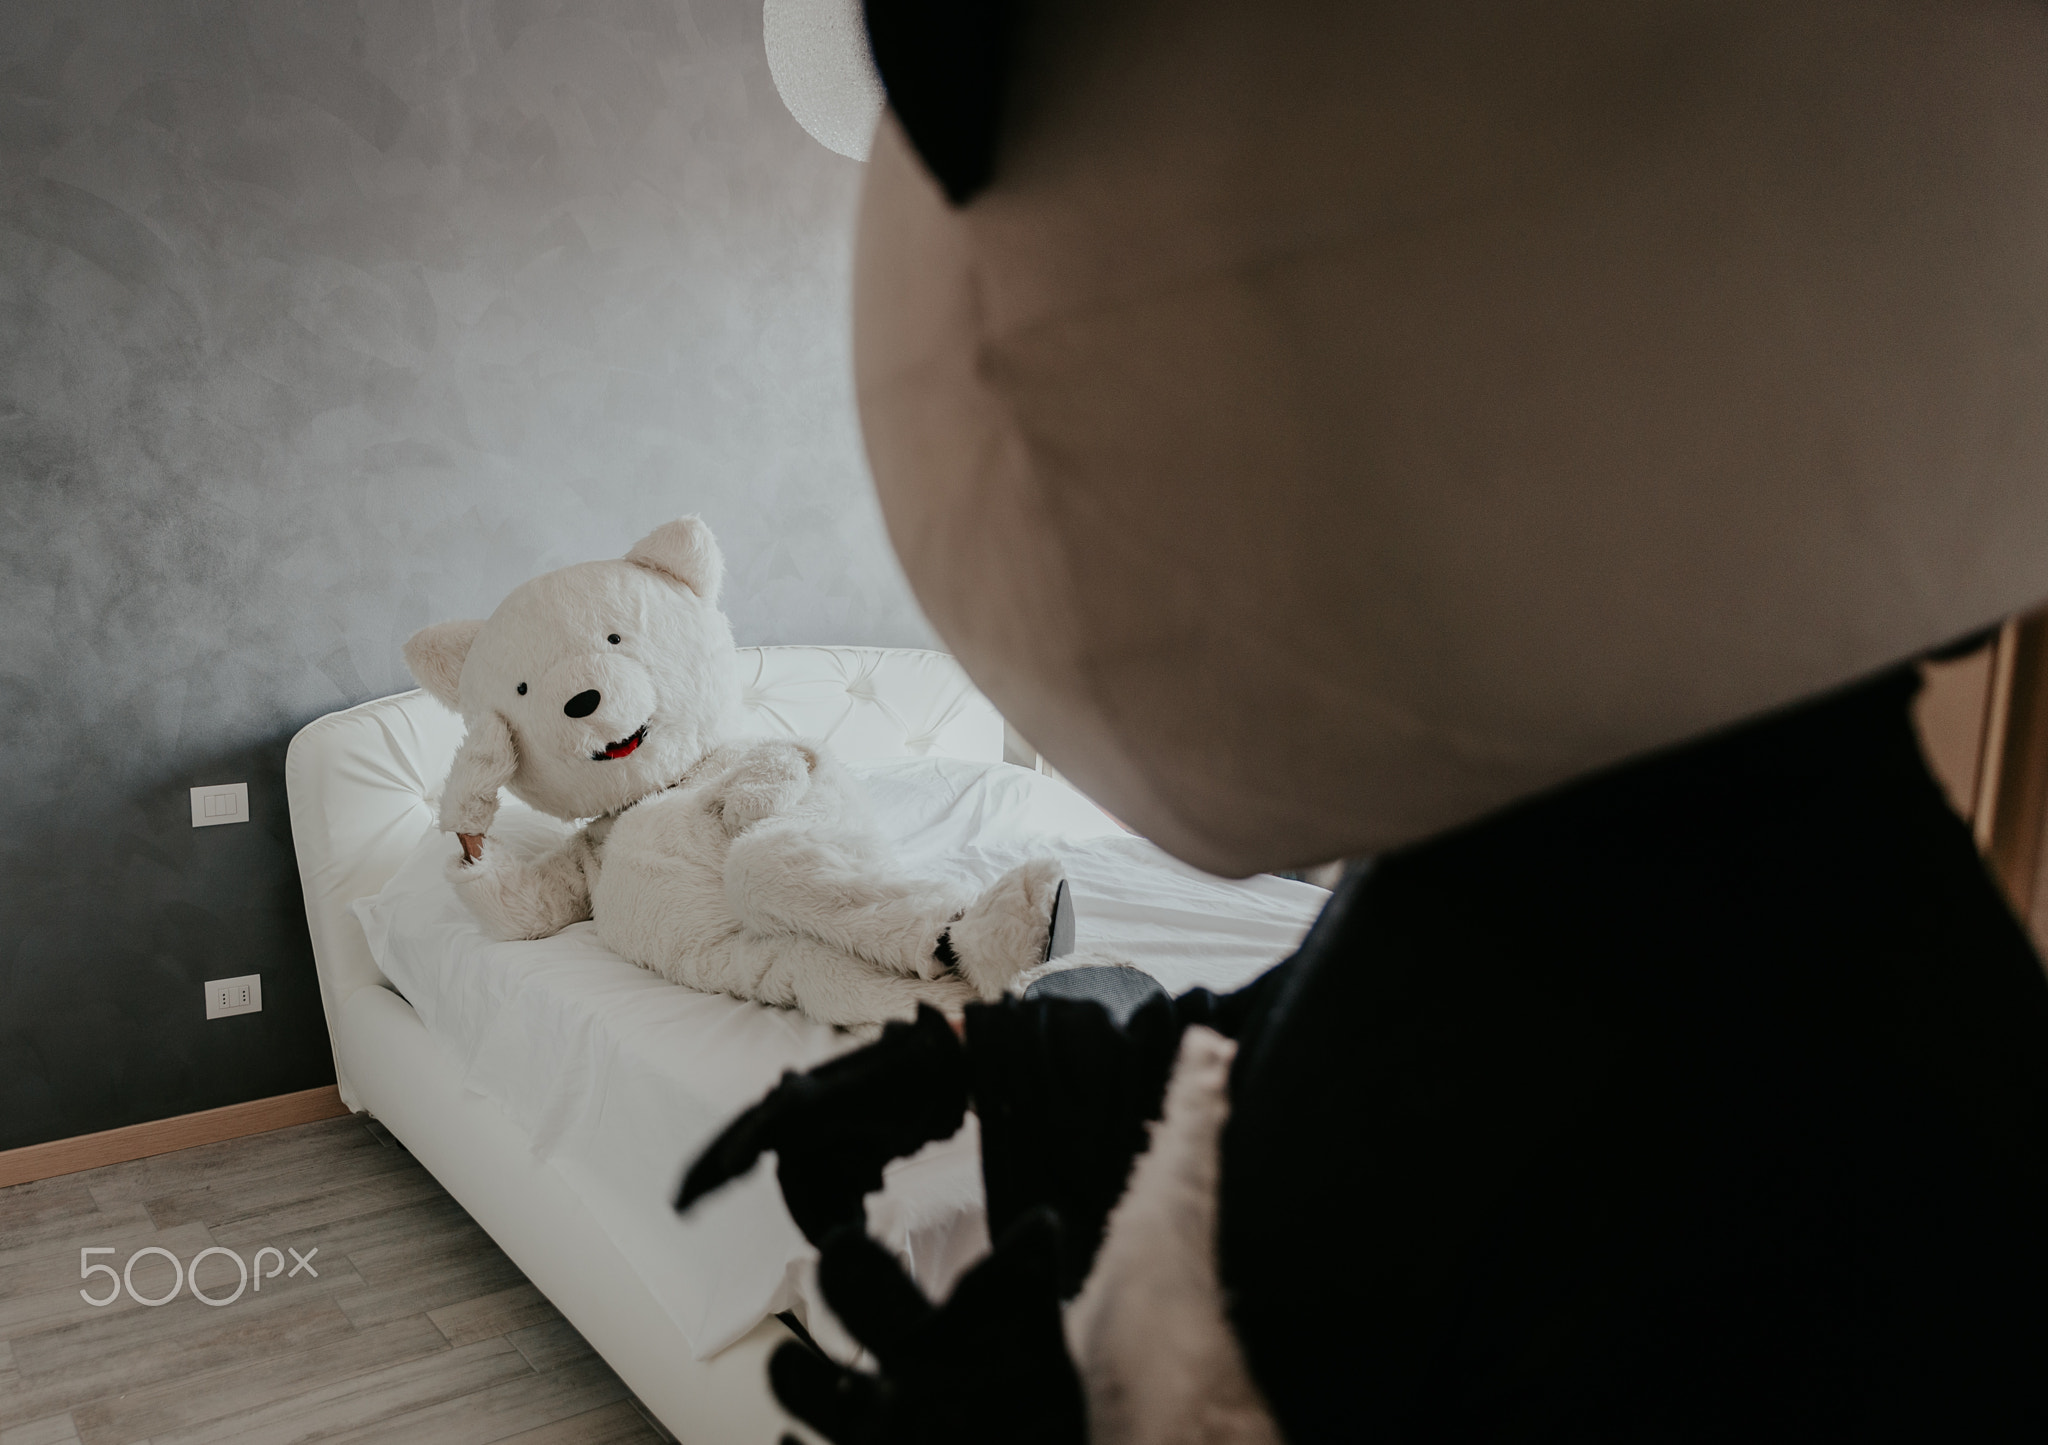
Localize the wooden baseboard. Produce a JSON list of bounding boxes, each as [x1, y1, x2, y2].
[[0, 1086, 352, 1189]]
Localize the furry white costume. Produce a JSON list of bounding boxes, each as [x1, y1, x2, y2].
[[402, 518, 1063, 1029]]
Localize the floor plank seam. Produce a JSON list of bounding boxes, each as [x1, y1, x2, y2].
[[0, 1119, 661, 1445]]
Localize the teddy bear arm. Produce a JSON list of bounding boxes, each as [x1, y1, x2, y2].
[[439, 713, 518, 837], [712, 742, 822, 835]]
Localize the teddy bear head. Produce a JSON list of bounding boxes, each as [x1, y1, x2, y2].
[[404, 517, 740, 831]]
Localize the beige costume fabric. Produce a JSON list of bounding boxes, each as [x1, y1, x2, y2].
[[853, 0, 2048, 876]]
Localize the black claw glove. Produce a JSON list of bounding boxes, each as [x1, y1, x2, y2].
[[675, 1004, 970, 1244], [770, 1211, 1087, 1445], [967, 989, 1231, 1298]]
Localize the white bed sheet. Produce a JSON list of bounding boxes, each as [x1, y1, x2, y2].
[[353, 756, 1325, 1359]]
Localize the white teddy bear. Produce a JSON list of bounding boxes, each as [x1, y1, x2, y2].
[[402, 517, 1067, 1029]]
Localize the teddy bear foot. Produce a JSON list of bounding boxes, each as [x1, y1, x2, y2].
[[936, 858, 1068, 1000]]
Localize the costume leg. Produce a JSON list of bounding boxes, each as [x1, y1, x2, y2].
[[944, 857, 1066, 998], [723, 821, 974, 979], [448, 830, 595, 941], [698, 922, 980, 1029]]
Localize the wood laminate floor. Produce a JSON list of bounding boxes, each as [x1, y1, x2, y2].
[[0, 1115, 670, 1445]]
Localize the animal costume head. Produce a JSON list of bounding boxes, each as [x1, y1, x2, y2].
[[403, 518, 740, 835], [853, 0, 2048, 876], [678, 11, 2048, 1445]]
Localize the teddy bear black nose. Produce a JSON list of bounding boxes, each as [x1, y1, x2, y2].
[[564, 689, 601, 719]]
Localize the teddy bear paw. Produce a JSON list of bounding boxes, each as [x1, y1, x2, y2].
[[939, 857, 1066, 999], [444, 844, 495, 887]]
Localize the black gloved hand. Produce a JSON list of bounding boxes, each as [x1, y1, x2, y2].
[[968, 989, 1232, 1297], [675, 1004, 969, 1244], [769, 1210, 1087, 1445]]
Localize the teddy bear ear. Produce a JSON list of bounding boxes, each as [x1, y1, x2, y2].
[[625, 517, 724, 602], [403, 619, 485, 710]]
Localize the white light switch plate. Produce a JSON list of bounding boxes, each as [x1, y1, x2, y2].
[[205, 974, 263, 1019], [190, 782, 249, 828]]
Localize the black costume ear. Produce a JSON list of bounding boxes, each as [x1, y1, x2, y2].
[[863, 0, 1016, 204]]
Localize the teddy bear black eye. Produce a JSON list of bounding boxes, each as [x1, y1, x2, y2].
[[607, 633, 621, 645], [516, 683, 527, 695]]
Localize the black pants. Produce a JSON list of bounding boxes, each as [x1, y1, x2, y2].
[[1220, 669, 2048, 1441]]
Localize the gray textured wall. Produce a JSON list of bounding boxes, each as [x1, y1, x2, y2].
[[0, 0, 931, 1151]]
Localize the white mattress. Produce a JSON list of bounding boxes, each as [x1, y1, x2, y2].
[[352, 755, 1324, 1359]]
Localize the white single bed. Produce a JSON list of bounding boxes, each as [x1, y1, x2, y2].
[[287, 645, 1325, 1441]]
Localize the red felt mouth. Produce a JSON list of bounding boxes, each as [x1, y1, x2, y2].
[[593, 725, 647, 761]]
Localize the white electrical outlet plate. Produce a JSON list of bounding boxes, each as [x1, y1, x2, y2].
[[205, 974, 263, 1020], [190, 782, 249, 828]]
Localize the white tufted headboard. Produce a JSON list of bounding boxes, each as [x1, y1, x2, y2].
[[729, 645, 1003, 759], [285, 646, 1005, 1107]]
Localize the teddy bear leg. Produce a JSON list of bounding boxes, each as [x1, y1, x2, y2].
[[723, 823, 976, 980], [785, 954, 981, 1032], [942, 858, 1066, 1000], [706, 926, 980, 1030], [447, 833, 594, 941]]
